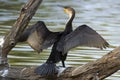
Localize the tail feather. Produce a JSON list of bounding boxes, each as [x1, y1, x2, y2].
[[35, 62, 58, 76]]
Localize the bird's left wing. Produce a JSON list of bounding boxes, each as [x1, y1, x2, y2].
[[62, 25, 109, 54], [18, 21, 59, 53]]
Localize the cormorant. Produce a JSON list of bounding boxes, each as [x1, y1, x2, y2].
[[18, 6, 109, 76]]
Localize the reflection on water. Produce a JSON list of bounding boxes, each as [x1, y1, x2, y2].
[[0, 0, 120, 79]]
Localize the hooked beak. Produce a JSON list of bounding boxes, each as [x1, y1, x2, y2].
[[57, 5, 65, 8], [57, 5, 67, 13]]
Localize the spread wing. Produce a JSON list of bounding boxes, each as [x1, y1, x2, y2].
[[18, 21, 59, 53], [62, 24, 109, 53]]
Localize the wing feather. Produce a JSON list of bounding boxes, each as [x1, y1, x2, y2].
[[63, 24, 109, 53], [19, 21, 59, 53]]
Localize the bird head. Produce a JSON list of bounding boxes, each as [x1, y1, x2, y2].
[[63, 6, 73, 14], [58, 5, 75, 18]]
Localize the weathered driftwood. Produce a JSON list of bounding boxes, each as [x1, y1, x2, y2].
[[0, 0, 42, 78], [1, 0, 43, 59], [0, 46, 119, 80]]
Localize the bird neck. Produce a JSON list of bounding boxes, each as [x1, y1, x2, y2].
[[64, 11, 75, 33]]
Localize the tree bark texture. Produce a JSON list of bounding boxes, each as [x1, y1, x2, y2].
[[1, 0, 43, 58]]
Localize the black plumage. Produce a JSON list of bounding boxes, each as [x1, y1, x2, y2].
[[18, 6, 109, 76]]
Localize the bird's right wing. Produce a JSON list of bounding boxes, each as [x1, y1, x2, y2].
[[62, 24, 109, 54], [19, 21, 59, 53]]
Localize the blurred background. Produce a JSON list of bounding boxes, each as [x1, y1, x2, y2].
[[0, 0, 120, 79]]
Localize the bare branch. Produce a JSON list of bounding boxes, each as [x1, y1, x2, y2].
[[1, 0, 43, 59]]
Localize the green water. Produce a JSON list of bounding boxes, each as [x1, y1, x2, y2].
[[0, 0, 120, 79]]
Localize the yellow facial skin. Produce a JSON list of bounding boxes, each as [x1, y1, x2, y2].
[[64, 8, 71, 14], [64, 8, 67, 13], [64, 8, 73, 17]]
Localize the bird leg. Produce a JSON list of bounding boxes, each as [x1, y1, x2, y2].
[[60, 53, 68, 67], [61, 60, 65, 67]]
